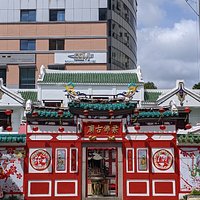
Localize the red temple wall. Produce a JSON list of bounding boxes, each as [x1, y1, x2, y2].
[[123, 138, 179, 200], [24, 141, 81, 200], [24, 121, 180, 200]]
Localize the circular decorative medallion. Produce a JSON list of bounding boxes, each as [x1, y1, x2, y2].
[[153, 149, 173, 170], [30, 149, 51, 171]]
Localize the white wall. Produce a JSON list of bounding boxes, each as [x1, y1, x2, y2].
[[12, 107, 24, 132], [39, 83, 144, 106], [160, 94, 200, 108], [190, 107, 200, 126]]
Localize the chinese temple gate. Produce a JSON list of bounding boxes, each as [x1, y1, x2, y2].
[[1, 70, 200, 200], [23, 86, 190, 200]]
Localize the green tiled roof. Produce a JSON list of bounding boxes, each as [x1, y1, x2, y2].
[[133, 111, 178, 118], [178, 134, 200, 144], [40, 72, 139, 84], [69, 102, 136, 110], [19, 91, 37, 102], [35, 110, 73, 118], [29, 109, 73, 118], [144, 91, 162, 102], [0, 134, 26, 143]]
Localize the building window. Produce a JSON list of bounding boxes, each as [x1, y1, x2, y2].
[[19, 67, 35, 89], [48, 65, 65, 70], [49, 39, 64, 50], [20, 10, 36, 22], [0, 68, 6, 86], [20, 40, 36, 51], [49, 9, 65, 21], [0, 112, 11, 131], [99, 8, 107, 20]]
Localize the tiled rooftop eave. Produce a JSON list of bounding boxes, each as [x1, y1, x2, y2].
[[0, 134, 26, 144], [132, 111, 179, 118], [177, 134, 200, 145], [67, 100, 136, 116], [37, 72, 140, 84], [26, 108, 74, 121], [144, 91, 162, 102], [18, 91, 38, 102], [37, 82, 144, 86]]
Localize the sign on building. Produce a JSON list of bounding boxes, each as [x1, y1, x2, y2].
[[55, 52, 107, 64]]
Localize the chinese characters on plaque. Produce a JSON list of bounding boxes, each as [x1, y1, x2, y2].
[[29, 148, 52, 173], [30, 149, 51, 171], [126, 149, 134, 172], [85, 123, 120, 136], [70, 148, 78, 173]]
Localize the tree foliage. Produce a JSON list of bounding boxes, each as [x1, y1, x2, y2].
[[192, 82, 200, 89], [144, 82, 157, 89]]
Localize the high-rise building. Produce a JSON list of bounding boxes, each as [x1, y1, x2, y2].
[[0, 0, 137, 89]]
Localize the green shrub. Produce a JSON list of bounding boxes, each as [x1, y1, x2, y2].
[[191, 189, 200, 195]]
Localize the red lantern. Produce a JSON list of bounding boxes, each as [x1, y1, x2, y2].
[[83, 110, 89, 116], [58, 127, 64, 132], [109, 110, 114, 116], [159, 107, 165, 113], [5, 109, 12, 116], [160, 124, 166, 130], [185, 123, 192, 129], [32, 126, 38, 132], [134, 109, 139, 115], [184, 107, 191, 113], [32, 111, 38, 117], [57, 110, 64, 116], [135, 125, 140, 131], [6, 126, 12, 132]]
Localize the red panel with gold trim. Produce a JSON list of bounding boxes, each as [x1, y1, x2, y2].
[[83, 122, 122, 137]]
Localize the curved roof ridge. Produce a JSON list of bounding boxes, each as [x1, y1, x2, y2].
[[45, 69, 138, 74]]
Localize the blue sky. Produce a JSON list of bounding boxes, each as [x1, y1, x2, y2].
[[137, 0, 199, 88]]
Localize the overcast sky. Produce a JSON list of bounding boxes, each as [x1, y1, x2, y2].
[[137, 0, 199, 88]]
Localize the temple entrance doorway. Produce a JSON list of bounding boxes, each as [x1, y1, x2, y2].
[[82, 143, 122, 200], [87, 147, 117, 197]]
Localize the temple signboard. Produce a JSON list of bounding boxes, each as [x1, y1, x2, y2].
[[55, 52, 107, 64], [83, 122, 121, 136]]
